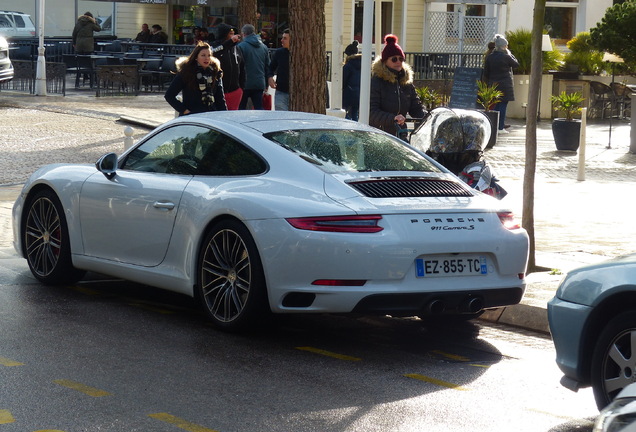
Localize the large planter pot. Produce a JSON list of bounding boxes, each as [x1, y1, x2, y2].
[[481, 110, 499, 149], [552, 118, 581, 151]]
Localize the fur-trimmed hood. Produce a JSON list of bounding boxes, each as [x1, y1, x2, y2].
[[371, 56, 414, 86], [343, 53, 362, 65]]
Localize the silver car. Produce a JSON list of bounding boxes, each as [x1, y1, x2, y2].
[[0, 36, 13, 84], [13, 111, 529, 331], [548, 254, 636, 410]]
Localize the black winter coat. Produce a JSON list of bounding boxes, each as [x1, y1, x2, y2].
[[369, 58, 426, 136], [211, 37, 246, 93], [164, 59, 227, 115], [342, 54, 361, 110], [483, 50, 519, 102]]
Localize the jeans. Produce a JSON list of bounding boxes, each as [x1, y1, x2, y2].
[[274, 91, 289, 111], [494, 101, 508, 130], [239, 89, 264, 110]]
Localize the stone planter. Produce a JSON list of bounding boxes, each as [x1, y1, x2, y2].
[[480, 110, 499, 149], [552, 118, 581, 152]]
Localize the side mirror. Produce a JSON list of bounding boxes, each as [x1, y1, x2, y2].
[[96, 153, 118, 179]]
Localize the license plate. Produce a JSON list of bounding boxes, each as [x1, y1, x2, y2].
[[415, 255, 487, 278]]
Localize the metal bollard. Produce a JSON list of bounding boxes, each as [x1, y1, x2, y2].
[[577, 108, 587, 181], [124, 126, 134, 151]]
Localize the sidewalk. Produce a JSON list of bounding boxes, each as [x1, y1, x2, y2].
[[2, 87, 635, 334]]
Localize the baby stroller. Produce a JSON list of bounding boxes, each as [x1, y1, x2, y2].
[[408, 107, 507, 200]]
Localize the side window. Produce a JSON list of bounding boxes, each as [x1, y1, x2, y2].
[[121, 125, 217, 175], [14, 16, 25, 28], [0, 15, 11, 28], [121, 125, 266, 176], [198, 131, 267, 176]]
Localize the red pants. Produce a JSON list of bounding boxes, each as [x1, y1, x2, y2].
[[224, 88, 243, 111]]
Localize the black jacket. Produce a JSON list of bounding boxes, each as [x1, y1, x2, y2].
[[268, 47, 290, 93], [164, 59, 228, 115], [483, 50, 519, 102], [211, 26, 246, 93], [342, 54, 362, 110], [369, 58, 426, 136]]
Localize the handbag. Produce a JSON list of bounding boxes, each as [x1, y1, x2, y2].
[[262, 92, 273, 110]]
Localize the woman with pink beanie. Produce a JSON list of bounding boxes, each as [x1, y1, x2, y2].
[[369, 34, 426, 137]]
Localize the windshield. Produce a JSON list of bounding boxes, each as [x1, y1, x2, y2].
[[265, 129, 441, 174]]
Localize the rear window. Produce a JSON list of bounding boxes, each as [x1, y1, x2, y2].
[[265, 129, 441, 174]]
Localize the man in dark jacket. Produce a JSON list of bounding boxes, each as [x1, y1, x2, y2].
[[135, 23, 151, 43], [72, 12, 101, 54], [483, 34, 519, 133], [267, 29, 290, 110], [211, 24, 245, 110], [369, 34, 426, 137], [149, 25, 168, 44], [342, 40, 361, 121], [237, 24, 270, 110]]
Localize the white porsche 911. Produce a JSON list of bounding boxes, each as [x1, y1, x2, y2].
[[12, 111, 529, 331]]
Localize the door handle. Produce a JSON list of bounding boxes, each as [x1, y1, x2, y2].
[[153, 201, 175, 210]]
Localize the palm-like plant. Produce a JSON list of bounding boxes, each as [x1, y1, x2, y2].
[[477, 81, 503, 111], [551, 91, 585, 121]]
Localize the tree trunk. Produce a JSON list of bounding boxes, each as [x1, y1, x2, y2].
[[238, 0, 258, 31], [523, 0, 546, 272], [289, 0, 327, 113]]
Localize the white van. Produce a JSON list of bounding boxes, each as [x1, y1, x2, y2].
[[0, 11, 36, 39]]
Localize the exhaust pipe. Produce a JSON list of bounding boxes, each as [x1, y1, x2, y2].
[[460, 297, 484, 314], [427, 299, 445, 314]]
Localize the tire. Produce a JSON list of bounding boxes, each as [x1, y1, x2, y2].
[[197, 220, 268, 331], [591, 311, 636, 410], [23, 189, 85, 285]]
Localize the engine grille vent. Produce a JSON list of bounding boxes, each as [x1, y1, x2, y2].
[[348, 178, 473, 198]]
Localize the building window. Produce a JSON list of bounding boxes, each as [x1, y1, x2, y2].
[[545, 1, 578, 44]]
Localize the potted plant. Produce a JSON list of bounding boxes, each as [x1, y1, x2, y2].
[[550, 91, 585, 151], [416, 86, 443, 111], [477, 81, 503, 148]]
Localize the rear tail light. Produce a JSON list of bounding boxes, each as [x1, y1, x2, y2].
[[497, 211, 521, 230], [286, 215, 383, 233]]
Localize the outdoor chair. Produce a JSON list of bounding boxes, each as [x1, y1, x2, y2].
[[588, 81, 615, 119], [610, 82, 632, 119]]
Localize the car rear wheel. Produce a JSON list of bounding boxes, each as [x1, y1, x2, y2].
[[197, 220, 268, 331], [23, 189, 85, 285], [591, 311, 636, 410]]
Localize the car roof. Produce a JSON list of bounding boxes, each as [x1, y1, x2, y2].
[[183, 111, 380, 134]]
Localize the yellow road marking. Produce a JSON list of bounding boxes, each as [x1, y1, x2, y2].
[[148, 413, 219, 432], [404, 373, 470, 391], [296, 346, 361, 361], [53, 379, 112, 397], [431, 350, 470, 362], [0, 356, 24, 366], [469, 363, 490, 368], [70, 285, 101, 295], [0, 409, 15, 424]]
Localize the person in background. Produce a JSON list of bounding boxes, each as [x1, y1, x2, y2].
[[150, 25, 168, 44], [211, 24, 245, 110], [238, 24, 270, 110], [164, 42, 227, 115], [135, 23, 151, 43], [342, 40, 362, 121], [267, 29, 290, 111], [72, 12, 101, 54], [369, 34, 426, 138], [483, 34, 519, 134], [483, 41, 495, 64]]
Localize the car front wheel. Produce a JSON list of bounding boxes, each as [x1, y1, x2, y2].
[[197, 220, 268, 331], [23, 189, 85, 285], [591, 311, 636, 410]]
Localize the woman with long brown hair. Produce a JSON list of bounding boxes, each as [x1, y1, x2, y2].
[[165, 42, 228, 115]]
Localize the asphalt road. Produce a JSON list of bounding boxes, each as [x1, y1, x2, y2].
[[0, 271, 598, 432]]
